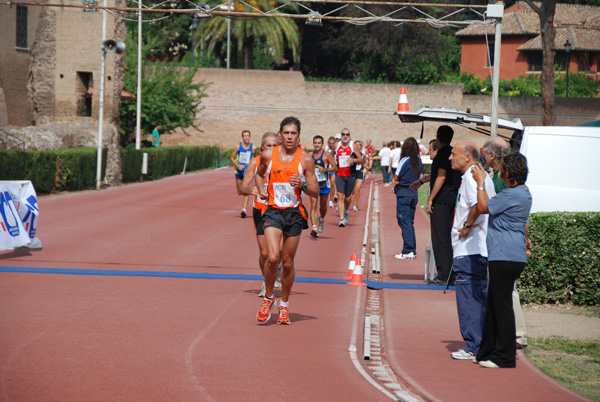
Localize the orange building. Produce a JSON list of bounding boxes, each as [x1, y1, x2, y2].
[[456, 2, 600, 81]]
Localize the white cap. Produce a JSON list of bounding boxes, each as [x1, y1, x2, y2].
[[335, 133, 342, 139]]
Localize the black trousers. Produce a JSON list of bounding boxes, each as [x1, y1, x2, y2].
[[430, 201, 454, 282], [476, 260, 526, 368]]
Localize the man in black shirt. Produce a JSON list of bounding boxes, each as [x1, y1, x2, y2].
[[410, 125, 460, 284]]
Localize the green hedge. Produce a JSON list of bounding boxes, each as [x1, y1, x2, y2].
[[0, 146, 224, 193], [0, 147, 106, 192], [121, 146, 223, 182], [519, 212, 600, 306]]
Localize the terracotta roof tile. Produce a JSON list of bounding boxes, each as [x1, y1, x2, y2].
[[457, 2, 600, 37], [518, 27, 600, 52]]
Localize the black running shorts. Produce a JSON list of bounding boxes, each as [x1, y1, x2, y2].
[[253, 207, 265, 236], [262, 205, 306, 237]]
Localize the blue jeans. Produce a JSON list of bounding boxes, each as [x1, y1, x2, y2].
[[453, 254, 488, 355], [381, 166, 391, 183], [396, 195, 418, 254]]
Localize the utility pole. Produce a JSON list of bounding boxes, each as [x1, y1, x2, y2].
[[96, 0, 108, 189], [488, 1, 504, 138]]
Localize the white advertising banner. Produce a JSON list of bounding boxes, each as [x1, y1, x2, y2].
[[0, 181, 40, 251]]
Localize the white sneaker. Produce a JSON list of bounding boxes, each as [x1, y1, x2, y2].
[[338, 218, 346, 227], [451, 349, 475, 360], [394, 252, 416, 260], [258, 282, 266, 297], [310, 225, 319, 238], [352, 205, 358, 212], [479, 360, 499, 368], [328, 201, 334, 208], [317, 217, 325, 233], [344, 210, 349, 224]]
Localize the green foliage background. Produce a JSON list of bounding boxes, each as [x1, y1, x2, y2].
[[119, 26, 210, 145], [520, 212, 600, 306], [0, 147, 223, 193], [445, 72, 600, 98]]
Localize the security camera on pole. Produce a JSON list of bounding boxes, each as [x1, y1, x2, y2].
[[96, 0, 125, 189]]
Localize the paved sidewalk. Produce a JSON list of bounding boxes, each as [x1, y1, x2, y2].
[[374, 182, 590, 402]]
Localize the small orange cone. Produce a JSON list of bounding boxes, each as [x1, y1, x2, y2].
[[397, 87, 409, 112], [347, 258, 367, 286], [344, 254, 357, 279]]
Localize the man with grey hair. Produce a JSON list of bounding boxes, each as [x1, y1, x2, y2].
[[482, 137, 511, 192], [448, 141, 496, 361], [239, 132, 282, 297], [482, 136, 529, 349]]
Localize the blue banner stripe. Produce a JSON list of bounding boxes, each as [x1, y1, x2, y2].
[[0, 266, 454, 290]]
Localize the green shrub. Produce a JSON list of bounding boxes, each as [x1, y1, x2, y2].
[[55, 148, 103, 191], [519, 212, 600, 306], [0, 149, 57, 193], [1, 146, 222, 193], [120, 146, 222, 182]]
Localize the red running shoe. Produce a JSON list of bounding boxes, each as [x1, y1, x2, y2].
[[256, 296, 276, 322], [277, 306, 291, 325]]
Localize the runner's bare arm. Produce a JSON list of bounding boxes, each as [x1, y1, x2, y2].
[[229, 144, 241, 171], [325, 152, 338, 173], [352, 143, 364, 164], [255, 148, 272, 200], [297, 153, 319, 198], [239, 158, 257, 195]]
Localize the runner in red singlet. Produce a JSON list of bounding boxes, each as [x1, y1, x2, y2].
[[334, 128, 362, 227]]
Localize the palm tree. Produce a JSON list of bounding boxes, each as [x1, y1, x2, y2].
[[196, 0, 300, 69]]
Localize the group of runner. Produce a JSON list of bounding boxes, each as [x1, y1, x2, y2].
[[232, 121, 375, 325]]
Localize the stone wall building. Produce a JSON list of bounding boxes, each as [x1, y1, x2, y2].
[[0, 0, 126, 149]]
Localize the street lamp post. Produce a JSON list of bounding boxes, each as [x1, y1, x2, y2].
[[564, 40, 571, 98]]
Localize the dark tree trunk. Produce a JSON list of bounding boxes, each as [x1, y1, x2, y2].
[[242, 36, 254, 69], [524, 0, 557, 126], [106, 0, 126, 185]]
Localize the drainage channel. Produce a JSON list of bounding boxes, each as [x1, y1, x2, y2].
[[360, 181, 425, 402]]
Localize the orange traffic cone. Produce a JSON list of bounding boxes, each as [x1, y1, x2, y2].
[[397, 87, 409, 112], [347, 258, 367, 286], [344, 254, 357, 279]]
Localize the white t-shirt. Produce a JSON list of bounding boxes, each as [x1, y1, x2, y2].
[[451, 165, 496, 258], [378, 147, 391, 167], [390, 148, 402, 169]]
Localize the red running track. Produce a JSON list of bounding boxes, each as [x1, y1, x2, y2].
[[0, 168, 591, 401], [0, 168, 382, 402]]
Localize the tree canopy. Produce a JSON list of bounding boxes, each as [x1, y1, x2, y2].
[[119, 29, 209, 145]]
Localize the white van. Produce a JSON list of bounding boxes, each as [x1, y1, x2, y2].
[[397, 107, 600, 213]]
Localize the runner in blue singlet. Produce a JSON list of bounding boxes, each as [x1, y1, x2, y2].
[[229, 130, 254, 218], [309, 135, 337, 237]]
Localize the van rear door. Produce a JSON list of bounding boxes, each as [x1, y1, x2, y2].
[[520, 127, 600, 213]]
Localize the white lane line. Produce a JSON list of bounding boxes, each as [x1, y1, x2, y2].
[[185, 290, 245, 401]]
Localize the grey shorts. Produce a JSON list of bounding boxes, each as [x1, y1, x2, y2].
[[335, 175, 356, 198]]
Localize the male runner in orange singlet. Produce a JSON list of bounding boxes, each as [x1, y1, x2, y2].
[[240, 132, 281, 297], [254, 116, 319, 325]]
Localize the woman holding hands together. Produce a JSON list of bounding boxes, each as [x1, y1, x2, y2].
[[471, 152, 532, 368]]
